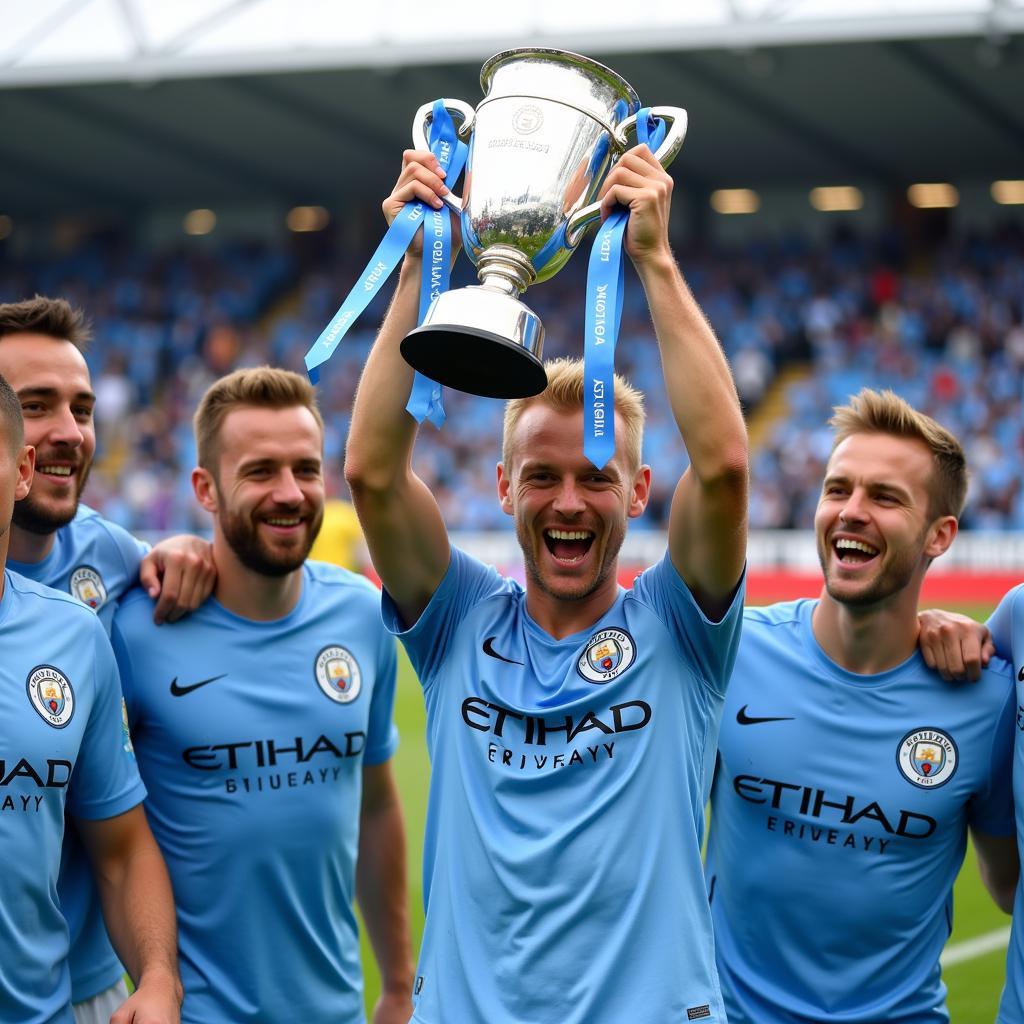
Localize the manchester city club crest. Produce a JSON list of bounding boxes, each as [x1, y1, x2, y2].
[[27, 664, 75, 728], [70, 565, 107, 611], [314, 645, 362, 704], [577, 629, 637, 684], [897, 727, 958, 789]]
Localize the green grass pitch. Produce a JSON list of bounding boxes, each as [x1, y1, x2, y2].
[[360, 604, 1011, 1022]]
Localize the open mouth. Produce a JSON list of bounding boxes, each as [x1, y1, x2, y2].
[[543, 528, 595, 565], [261, 516, 303, 532], [36, 464, 76, 479], [833, 537, 880, 565]]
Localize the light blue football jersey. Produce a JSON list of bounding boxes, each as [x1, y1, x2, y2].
[[0, 570, 146, 1024], [991, 584, 1024, 1024], [383, 546, 744, 1024], [708, 599, 1015, 1024], [8, 503, 149, 1001], [111, 561, 399, 1024]]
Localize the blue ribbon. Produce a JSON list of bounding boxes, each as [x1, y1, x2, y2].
[[304, 100, 467, 431], [407, 113, 459, 426], [582, 109, 667, 468]]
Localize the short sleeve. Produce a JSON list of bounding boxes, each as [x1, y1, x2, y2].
[[98, 514, 149, 583], [968, 672, 1016, 836], [629, 554, 746, 696], [67, 619, 146, 821], [381, 547, 513, 689], [110, 600, 144, 729], [987, 585, 1023, 667], [363, 630, 400, 766]]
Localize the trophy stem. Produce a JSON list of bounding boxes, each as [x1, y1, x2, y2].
[[477, 245, 537, 296]]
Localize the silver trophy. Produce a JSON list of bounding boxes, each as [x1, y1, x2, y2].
[[400, 47, 687, 399]]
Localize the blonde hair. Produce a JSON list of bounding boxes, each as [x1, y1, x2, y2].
[[829, 388, 967, 518], [193, 366, 323, 472], [502, 357, 645, 472]]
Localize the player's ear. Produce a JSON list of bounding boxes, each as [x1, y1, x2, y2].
[[497, 462, 514, 516], [14, 444, 34, 501], [628, 464, 651, 519], [192, 466, 219, 514], [923, 514, 957, 561]]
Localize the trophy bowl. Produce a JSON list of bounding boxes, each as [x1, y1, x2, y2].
[[400, 47, 687, 400]]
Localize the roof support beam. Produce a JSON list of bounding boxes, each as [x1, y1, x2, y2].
[[663, 51, 901, 184], [0, 137, 134, 209], [27, 86, 315, 198], [886, 39, 1024, 146]]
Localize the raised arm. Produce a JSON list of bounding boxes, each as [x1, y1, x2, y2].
[[600, 146, 748, 618], [345, 151, 454, 627]]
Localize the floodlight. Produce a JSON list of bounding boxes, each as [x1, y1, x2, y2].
[[991, 180, 1024, 205], [710, 189, 760, 214], [184, 209, 217, 235], [809, 186, 863, 212], [907, 184, 958, 209], [287, 206, 330, 232]]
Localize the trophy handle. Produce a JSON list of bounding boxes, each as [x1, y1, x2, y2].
[[411, 99, 476, 213], [564, 106, 689, 249]]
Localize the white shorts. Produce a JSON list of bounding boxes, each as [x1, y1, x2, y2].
[[73, 978, 130, 1024]]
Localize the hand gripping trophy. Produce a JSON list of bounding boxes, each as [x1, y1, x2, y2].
[[400, 47, 687, 400]]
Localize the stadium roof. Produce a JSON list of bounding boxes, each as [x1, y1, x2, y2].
[[0, 0, 1022, 217], [3, 0, 1024, 82]]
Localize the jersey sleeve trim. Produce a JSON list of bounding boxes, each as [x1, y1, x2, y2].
[[68, 777, 148, 821], [362, 730, 400, 767], [639, 554, 747, 698]]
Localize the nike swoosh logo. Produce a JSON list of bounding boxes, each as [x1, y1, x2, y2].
[[169, 674, 227, 697], [482, 637, 523, 666], [736, 704, 795, 726]]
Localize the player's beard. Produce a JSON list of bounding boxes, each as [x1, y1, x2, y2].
[[12, 461, 90, 535], [818, 527, 925, 609], [220, 501, 324, 577], [516, 515, 625, 603]]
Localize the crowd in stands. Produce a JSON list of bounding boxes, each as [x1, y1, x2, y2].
[[1, 219, 1021, 533]]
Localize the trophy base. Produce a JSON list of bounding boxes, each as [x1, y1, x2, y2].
[[402, 324, 548, 399], [400, 284, 548, 400]]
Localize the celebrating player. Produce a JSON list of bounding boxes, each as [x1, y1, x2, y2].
[[0, 371, 181, 1024], [344, 145, 748, 1022], [0, 296, 215, 1022], [110, 367, 413, 1024], [706, 389, 1018, 1022]]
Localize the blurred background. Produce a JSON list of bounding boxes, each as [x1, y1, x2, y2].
[[1, 2, 1022, 1015]]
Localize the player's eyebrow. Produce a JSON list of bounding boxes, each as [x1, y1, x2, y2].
[[823, 472, 913, 500], [16, 385, 96, 404], [236, 455, 321, 472]]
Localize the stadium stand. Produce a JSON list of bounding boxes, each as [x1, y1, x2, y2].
[[1, 218, 1020, 533]]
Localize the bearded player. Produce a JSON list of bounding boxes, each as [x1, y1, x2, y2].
[[111, 367, 412, 1023], [0, 296, 214, 1023]]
